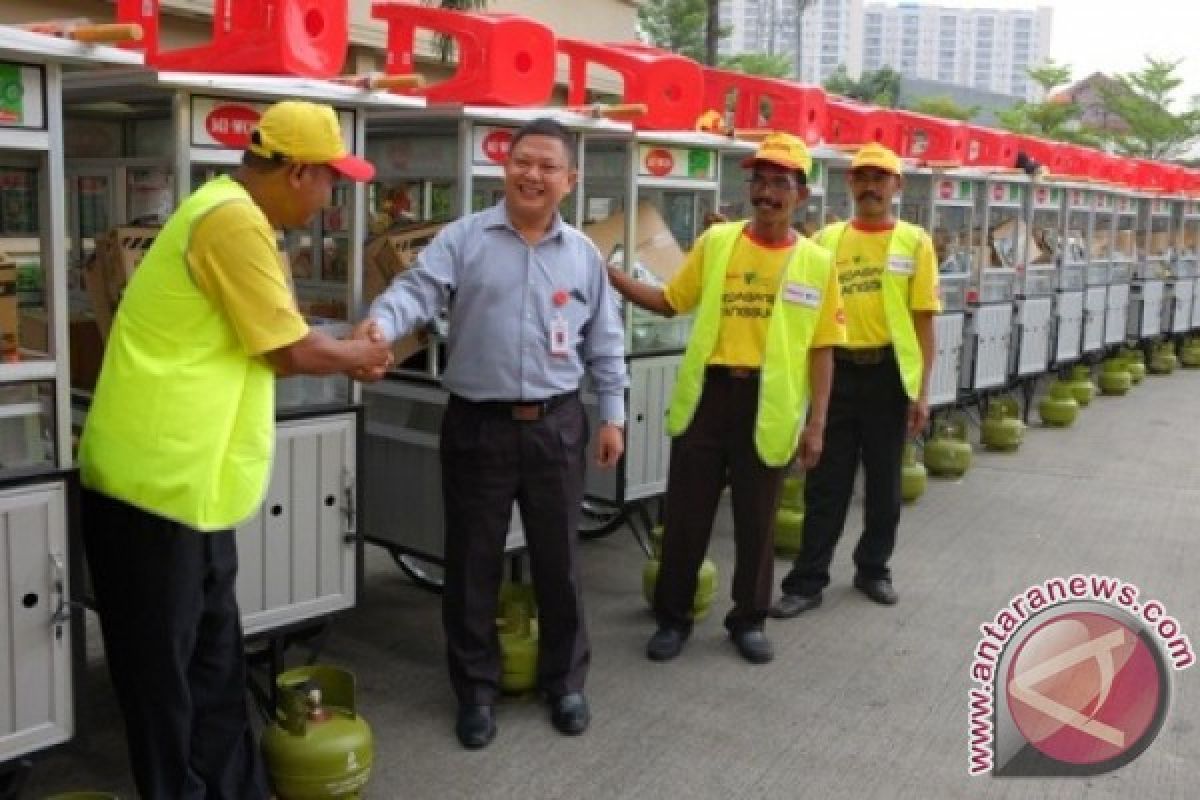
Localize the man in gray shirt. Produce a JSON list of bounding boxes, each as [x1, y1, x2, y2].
[[367, 118, 627, 750]]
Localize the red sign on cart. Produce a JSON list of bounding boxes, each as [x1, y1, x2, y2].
[[204, 104, 261, 149], [643, 148, 675, 177], [480, 129, 513, 164]]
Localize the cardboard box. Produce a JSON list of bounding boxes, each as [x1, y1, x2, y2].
[[364, 222, 448, 366], [0, 251, 16, 356], [583, 201, 687, 283], [18, 309, 105, 389], [83, 226, 159, 338]]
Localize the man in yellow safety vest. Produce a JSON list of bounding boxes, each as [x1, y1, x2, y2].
[[78, 101, 392, 799], [772, 142, 940, 618], [608, 132, 844, 664]]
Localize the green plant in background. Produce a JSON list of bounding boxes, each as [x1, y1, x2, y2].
[[1099, 57, 1200, 159]]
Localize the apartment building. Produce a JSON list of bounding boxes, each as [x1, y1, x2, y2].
[[860, 3, 1052, 100], [720, 1, 1051, 101], [718, 0, 864, 84]]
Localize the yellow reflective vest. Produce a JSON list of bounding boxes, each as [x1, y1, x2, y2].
[[667, 221, 833, 467], [815, 220, 925, 400], [79, 176, 276, 531]]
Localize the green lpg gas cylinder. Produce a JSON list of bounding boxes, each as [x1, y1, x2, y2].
[[1098, 358, 1132, 395], [1181, 337, 1200, 368], [643, 526, 718, 620], [901, 442, 927, 503], [262, 667, 374, 800], [1038, 381, 1079, 427], [1149, 341, 1178, 374], [1120, 348, 1147, 383], [1065, 365, 1096, 406], [980, 401, 1025, 452], [924, 416, 972, 478], [498, 583, 538, 694]]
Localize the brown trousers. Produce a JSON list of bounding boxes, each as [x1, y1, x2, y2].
[[655, 368, 787, 634], [440, 393, 589, 705]]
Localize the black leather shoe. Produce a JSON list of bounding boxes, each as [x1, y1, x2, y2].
[[730, 629, 774, 664], [549, 692, 590, 735], [854, 576, 898, 605], [769, 592, 823, 618], [646, 626, 689, 661], [455, 704, 496, 749]]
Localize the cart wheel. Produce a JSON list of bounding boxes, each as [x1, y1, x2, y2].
[[578, 498, 627, 539], [391, 551, 445, 593]]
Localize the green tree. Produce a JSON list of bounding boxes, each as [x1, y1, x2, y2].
[[1100, 57, 1200, 159], [823, 66, 902, 107], [994, 60, 1102, 145], [907, 95, 980, 121], [639, 0, 724, 63], [720, 53, 793, 78], [424, 0, 490, 60]]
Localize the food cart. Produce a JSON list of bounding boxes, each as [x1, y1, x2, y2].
[[1166, 196, 1197, 336], [1128, 192, 1169, 342], [0, 24, 140, 782], [1049, 180, 1089, 366], [1107, 189, 1137, 347], [959, 173, 1020, 397], [1010, 179, 1057, 385], [1083, 187, 1115, 354]]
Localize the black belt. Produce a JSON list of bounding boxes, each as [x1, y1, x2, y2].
[[707, 365, 760, 379], [834, 346, 893, 366], [452, 391, 577, 421]]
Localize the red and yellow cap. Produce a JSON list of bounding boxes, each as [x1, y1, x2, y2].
[[249, 101, 375, 182]]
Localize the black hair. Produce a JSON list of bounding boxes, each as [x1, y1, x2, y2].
[[510, 118, 578, 168], [241, 129, 289, 172]]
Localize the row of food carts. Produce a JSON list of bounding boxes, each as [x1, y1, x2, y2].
[[4, 8, 1200, 782]]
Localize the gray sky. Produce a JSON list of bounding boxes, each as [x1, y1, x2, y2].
[[966, 0, 1200, 105]]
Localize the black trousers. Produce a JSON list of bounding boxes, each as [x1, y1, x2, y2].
[[780, 354, 909, 597], [440, 393, 589, 705], [656, 369, 786, 634], [82, 489, 268, 800]]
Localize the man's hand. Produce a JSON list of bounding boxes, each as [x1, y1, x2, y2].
[[907, 395, 930, 438], [347, 319, 392, 383], [799, 420, 825, 470], [594, 423, 624, 468]]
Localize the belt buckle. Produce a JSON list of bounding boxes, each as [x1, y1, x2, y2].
[[510, 403, 542, 422]]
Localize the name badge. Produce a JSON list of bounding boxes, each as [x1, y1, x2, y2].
[[888, 255, 915, 275], [550, 312, 569, 357], [783, 282, 822, 308]]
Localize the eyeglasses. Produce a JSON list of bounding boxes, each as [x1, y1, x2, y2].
[[746, 175, 797, 191], [509, 157, 567, 177]]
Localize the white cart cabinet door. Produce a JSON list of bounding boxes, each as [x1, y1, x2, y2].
[[237, 414, 357, 637], [0, 482, 72, 763]]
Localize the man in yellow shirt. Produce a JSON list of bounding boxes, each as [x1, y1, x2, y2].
[[772, 142, 940, 617], [79, 102, 392, 799], [608, 133, 844, 664]]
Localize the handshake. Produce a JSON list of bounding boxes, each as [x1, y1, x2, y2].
[[346, 318, 393, 383]]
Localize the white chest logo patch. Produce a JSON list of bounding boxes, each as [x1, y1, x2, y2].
[[784, 282, 822, 308]]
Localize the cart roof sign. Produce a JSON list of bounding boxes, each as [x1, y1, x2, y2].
[[192, 96, 354, 154], [638, 144, 715, 181]]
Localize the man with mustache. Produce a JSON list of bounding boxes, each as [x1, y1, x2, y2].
[[772, 142, 940, 618], [607, 133, 844, 664]]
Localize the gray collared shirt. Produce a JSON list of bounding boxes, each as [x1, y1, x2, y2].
[[369, 201, 628, 423]]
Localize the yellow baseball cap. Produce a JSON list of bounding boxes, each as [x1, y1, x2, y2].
[[249, 101, 375, 182], [850, 142, 903, 176], [742, 132, 812, 176]]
